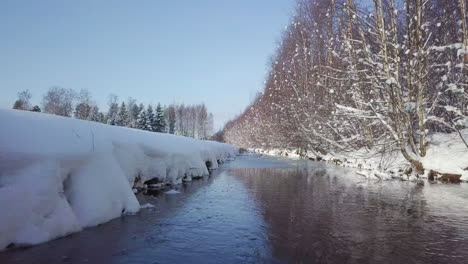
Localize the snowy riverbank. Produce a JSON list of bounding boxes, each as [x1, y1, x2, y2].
[[0, 109, 237, 250], [251, 130, 468, 183]]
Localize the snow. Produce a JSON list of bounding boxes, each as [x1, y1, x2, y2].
[[165, 189, 181, 194], [0, 109, 237, 250], [430, 43, 463, 52], [252, 129, 468, 182], [422, 131, 468, 180], [140, 203, 155, 209]]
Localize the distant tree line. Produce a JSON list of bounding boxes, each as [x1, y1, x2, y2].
[[12, 88, 214, 139], [222, 0, 468, 171]]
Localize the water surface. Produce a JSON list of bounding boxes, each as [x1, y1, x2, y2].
[[1, 154, 467, 264]]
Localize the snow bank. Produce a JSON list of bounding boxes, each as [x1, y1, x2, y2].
[[0, 109, 237, 250], [422, 132, 468, 181], [252, 130, 468, 182]]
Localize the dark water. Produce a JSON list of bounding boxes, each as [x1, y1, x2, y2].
[[1, 154, 468, 264]]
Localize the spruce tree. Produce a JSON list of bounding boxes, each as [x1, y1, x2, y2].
[[106, 95, 119, 125], [116, 102, 130, 127], [154, 103, 166, 132], [88, 105, 100, 122], [146, 105, 155, 132], [136, 108, 148, 130]]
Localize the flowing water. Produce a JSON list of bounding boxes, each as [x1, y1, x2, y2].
[[1, 154, 468, 264]]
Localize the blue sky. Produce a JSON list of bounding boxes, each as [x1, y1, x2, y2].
[[0, 0, 294, 130]]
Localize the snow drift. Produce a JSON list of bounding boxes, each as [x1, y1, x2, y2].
[[0, 109, 237, 250]]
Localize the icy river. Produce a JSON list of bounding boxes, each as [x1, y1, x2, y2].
[[1, 154, 468, 264]]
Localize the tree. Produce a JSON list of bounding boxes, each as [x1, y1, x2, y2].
[[166, 105, 176, 134], [136, 107, 152, 131], [88, 105, 102, 122], [75, 103, 91, 120], [207, 113, 214, 138], [74, 89, 93, 120], [116, 102, 130, 127], [42, 87, 76, 117], [222, 0, 467, 172], [106, 94, 119, 125], [127, 98, 140, 128], [12, 90, 32, 110], [146, 105, 155, 132], [175, 104, 186, 136], [152, 103, 166, 132], [31, 105, 41, 112], [196, 104, 208, 139]]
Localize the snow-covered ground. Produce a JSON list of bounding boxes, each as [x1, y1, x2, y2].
[[252, 130, 468, 182], [0, 109, 237, 250]]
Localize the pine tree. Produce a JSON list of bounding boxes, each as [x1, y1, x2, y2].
[[137, 108, 148, 130], [146, 105, 155, 132], [97, 112, 105, 123], [116, 102, 130, 127], [154, 103, 166, 132], [88, 105, 100, 122]]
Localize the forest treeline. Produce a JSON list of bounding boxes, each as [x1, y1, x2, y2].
[[12, 87, 214, 139], [222, 0, 467, 171]]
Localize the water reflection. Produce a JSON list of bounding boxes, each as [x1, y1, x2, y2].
[[1, 156, 467, 264], [231, 161, 468, 264]]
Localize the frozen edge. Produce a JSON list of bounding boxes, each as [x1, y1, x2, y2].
[[250, 131, 468, 183], [0, 109, 238, 250]]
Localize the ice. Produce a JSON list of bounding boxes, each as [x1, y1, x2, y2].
[[165, 189, 181, 194], [0, 109, 237, 250], [140, 203, 155, 209]]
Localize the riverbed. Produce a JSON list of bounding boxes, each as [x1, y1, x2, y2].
[[1, 154, 468, 264]]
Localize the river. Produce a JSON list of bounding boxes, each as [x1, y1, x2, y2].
[[1, 154, 468, 264]]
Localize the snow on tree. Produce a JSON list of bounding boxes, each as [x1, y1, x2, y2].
[[154, 103, 166, 133], [9, 89, 215, 140], [146, 105, 155, 132], [127, 98, 140, 128], [106, 94, 119, 126], [223, 0, 468, 172], [136, 107, 149, 130], [88, 105, 102, 123], [116, 102, 130, 127]]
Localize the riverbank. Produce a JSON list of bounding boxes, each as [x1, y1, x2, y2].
[[251, 130, 468, 183], [0, 109, 237, 251]]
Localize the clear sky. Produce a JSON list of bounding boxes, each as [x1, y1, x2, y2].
[[0, 0, 294, 130]]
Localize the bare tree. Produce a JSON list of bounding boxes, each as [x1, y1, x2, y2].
[[106, 94, 119, 125], [42, 87, 76, 117], [223, 0, 467, 172], [12, 90, 32, 110], [74, 89, 93, 120], [166, 105, 176, 134]]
